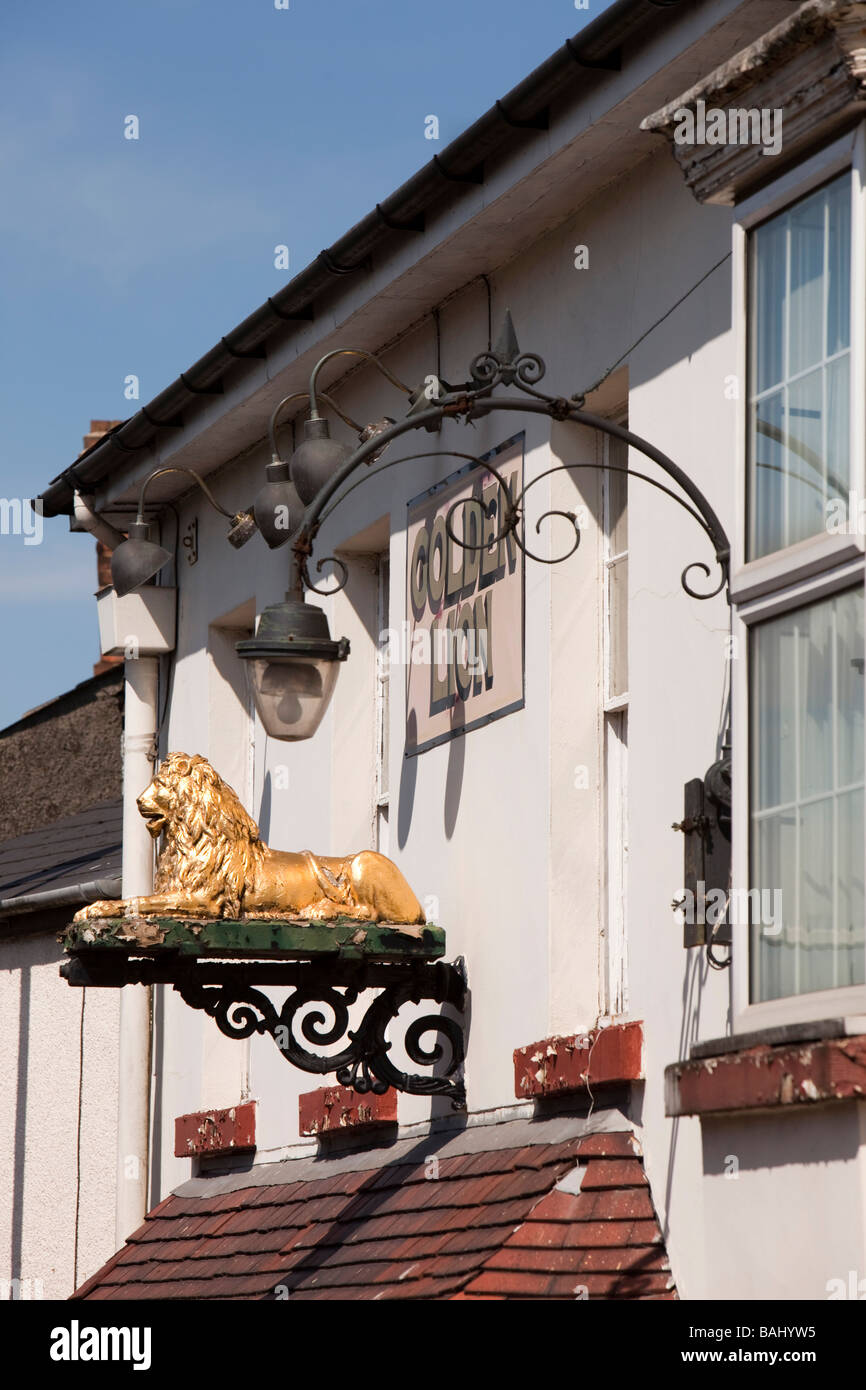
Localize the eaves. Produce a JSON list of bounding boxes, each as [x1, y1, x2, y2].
[[38, 0, 793, 521]]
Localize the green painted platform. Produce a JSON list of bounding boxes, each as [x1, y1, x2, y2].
[[62, 915, 445, 962]]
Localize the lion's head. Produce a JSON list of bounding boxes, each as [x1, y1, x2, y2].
[[142, 753, 263, 917]]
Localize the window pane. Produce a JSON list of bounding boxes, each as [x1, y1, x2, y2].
[[799, 797, 834, 992], [838, 788, 865, 986], [607, 451, 627, 556], [788, 189, 825, 376], [747, 174, 851, 559], [752, 216, 786, 395], [749, 390, 785, 558], [609, 555, 628, 698], [751, 810, 798, 1002], [786, 369, 824, 546], [750, 587, 865, 1001], [837, 593, 864, 784], [799, 596, 833, 799], [826, 354, 850, 508], [752, 601, 796, 811], [827, 175, 851, 356]]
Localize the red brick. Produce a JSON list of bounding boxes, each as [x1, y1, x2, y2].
[[299, 1084, 397, 1135], [174, 1101, 256, 1158], [667, 1034, 866, 1117], [515, 1022, 643, 1099]]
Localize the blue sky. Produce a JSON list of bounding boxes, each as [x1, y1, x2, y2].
[[0, 0, 608, 727]]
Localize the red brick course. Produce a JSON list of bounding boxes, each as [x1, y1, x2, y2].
[[299, 1085, 398, 1135], [514, 1022, 643, 1099], [174, 1102, 256, 1158], [667, 1034, 866, 1116]]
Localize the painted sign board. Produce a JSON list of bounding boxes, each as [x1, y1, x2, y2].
[[405, 433, 525, 755]]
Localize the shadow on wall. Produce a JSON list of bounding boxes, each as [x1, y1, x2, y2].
[[397, 711, 418, 850], [660, 946, 715, 1239], [259, 770, 273, 845], [443, 699, 466, 841], [398, 700, 468, 850], [701, 1105, 862, 1175]]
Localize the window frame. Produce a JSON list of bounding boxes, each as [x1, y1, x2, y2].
[[374, 550, 391, 854], [731, 125, 866, 1030], [601, 424, 629, 1018]]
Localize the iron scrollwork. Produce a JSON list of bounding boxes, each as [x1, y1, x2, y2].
[[293, 310, 731, 608], [175, 960, 467, 1106]]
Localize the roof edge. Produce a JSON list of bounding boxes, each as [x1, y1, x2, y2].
[[39, 0, 687, 518]]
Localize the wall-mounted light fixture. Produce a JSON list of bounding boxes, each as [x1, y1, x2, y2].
[[236, 587, 349, 740], [238, 313, 731, 757], [110, 466, 257, 596], [256, 356, 408, 549]]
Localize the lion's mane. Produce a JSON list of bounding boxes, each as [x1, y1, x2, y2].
[[153, 753, 264, 918]]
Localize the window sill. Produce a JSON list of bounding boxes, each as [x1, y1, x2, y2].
[[665, 1020, 866, 1118], [731, 534, 863, 608]]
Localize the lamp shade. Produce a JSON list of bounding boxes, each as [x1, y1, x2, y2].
[[110, 521, 172, 597], [236, 592, 349, 740], [290, 419, 352, 506], [253, 461, 304, 549]]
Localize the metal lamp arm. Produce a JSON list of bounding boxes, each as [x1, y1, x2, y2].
[[136, 466, 235, 522], [289, 396, 730, 603], [268, 391, 364, 460], [308, 348, 412, 420]]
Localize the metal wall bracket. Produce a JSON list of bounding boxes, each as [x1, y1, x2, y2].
[[61, 951, 467, 1107], [182, 517, 198, 566], [674, 746, 732, 961]]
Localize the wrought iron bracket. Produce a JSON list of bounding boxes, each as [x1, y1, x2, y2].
[[61, 951, 468, 1107], [289, 309, 732, 609]]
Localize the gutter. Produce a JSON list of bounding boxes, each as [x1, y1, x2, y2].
[[0, 877, 121, 921], [38, 0, 685, 519]]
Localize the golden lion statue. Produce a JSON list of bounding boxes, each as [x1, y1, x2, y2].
[[73, 752, 425, 925]]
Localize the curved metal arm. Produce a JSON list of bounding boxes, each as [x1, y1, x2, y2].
[[290, 398, 730, 604], [268, 390, 364, 460], [137, 466, 234, 521], [288, 322, 731, 607], [309, 348, 412, 419]]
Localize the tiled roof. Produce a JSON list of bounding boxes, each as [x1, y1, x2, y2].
[[73, 1119, 675, 1301], [0, 799, 122, 901]]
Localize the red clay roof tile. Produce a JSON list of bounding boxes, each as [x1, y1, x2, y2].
[[73, 1125, 673, 1301]]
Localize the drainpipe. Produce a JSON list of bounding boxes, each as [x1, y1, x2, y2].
[[72, 484, 159, 1241], [72, 492, 126, 550], [115, 657, 158, 1245]]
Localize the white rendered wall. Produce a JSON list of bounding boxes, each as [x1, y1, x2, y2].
[[0, 929, 119, 1298], [142, 142, 866, 1300]]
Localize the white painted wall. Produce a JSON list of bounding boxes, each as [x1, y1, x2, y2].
[[130, 120, 866, 1300], [0, 928, 119, 1299]]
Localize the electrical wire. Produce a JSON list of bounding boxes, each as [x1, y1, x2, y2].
[[579, 252, 732, 401]]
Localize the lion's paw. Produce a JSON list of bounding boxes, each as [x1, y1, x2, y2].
[[73, 900, 122, 923]]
